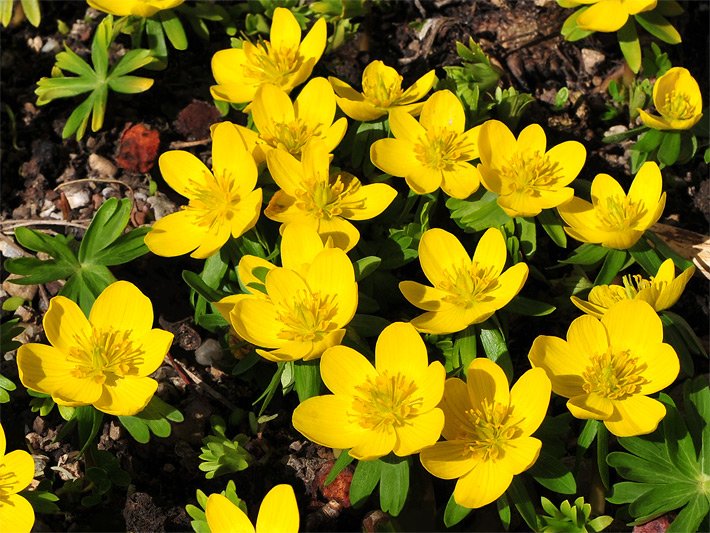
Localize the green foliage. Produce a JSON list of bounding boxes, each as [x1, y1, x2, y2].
[[554, 87, 570, 110], [34, 16, 154, 139], [607, 383, 710, 531], [5, 198, 149, 315], [117, 396, 184, 444], [21, 480, 60, 514], [0, 0, 40, 27], [0, 317, 23, 403], [539, 496, 614, 532], [198, 416, 252, 479], [187, 480, 247, 533], [349, 455, 411, 517], [80, 450, 131, 507]]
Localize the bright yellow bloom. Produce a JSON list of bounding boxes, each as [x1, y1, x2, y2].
[[228, 246, 357, 362], [370, 90, 481, 199], [205, 485, 298, 533], [292, 322, 445, 461], [211, 8, 326, 105], [529, 299, 679, 437], [87, 0, 183, 17], [557, 162, 666, 250], [237, 77, 347, 159], [0, 423, 35, 533], [17, 281, 173, 416], [420, 358, 551, 509], [639, 67, 703, 131], [265, 141, 397, 251], [477, 120, 586, 217], [145, 122, 263, 259], [329, 60, 436, 122], [400, 228, 528, 334], [560, 0, 657, 32], [571, 259, 695, 318]]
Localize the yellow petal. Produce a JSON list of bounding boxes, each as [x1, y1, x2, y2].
[[144, 209, 207, 258], [295, 77, 335, 132], [544, 141, 586, 187], [0, 493, 35, 533], [466, 358, 510, 413], [206, 493, 255, 533], [231, 298, 284, 349], [269, 7, 301, 53], [211, 122, 251, 181], [190, 220, 232, 259], [210, 82, 258, 106], [252, 84, 294, 137], [637, 343, 679, 395], [410, 307, 475, 335], [420, 440, 477, 480], [264, 191, 302, 224], [591, 173, 626, 207], [454, 459, 513, 509], [305, 248, 357, 325], [569, 296, 606, 319], [334, 96, 383, 121], [322, 118, 348, 153], [375, 322, 428, 380], [340, 182, 397, 221], [321, 345, 376, 396], [440, 163, 481, 199], [158, 150, 211, 198], [211, 47, 248, 86], [528, 335, 587, 398], [557, 196, 597, 237], [42, 295, 91, 353], [638, 109, 673, 131], [503, 437, 542, 475], [266, 149, 304, 196], [486, 262, 529, 309], [567, 393, 614, 420], [229, 188, 263, 239], [567, 314, 608, 360], [418, 361, 447, 412], [405, 166, 443, 195], [1, 450, 35, 493], [419, 90, 465, 132], [237, 256, 275, 294], [370, 138, 419, 177], [508, 368, 551, 437], [398, 70, 437, 105], [478, 120, 517, 169], [419, 228, 470, 288], [577, 0, 629, 31], [293, 395, 368, 449], [298, 17, 327, 64], [350, 426, 397, 461], [472, 228, 507, 278], [602, 300, 662, 357], [393, 408, 445, 456], [256, 484, 299, 533], [389, 109, 426, 144], [516, 123, 547, 154], [399, 281, 450, 311], [0, 424, 4, 456], [440, 378, 472, 442], [655, 264, 695, 310], [316, 216, 360, 252], [94, 376, 158, 416], [134, 329, 173, 377], [627, 162, 662, 216], [329, 76, 362, 101], [280, 223, 325, 273], [90, 281, 152, 338], [604, 395, 666, 437], [301, 140, 330, 183]]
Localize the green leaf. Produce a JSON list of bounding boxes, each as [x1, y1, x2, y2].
[[108, 75, 154, 94], [617, 18, 642, 73], [109, 49, 155, 78], [453, 324, 477, 373], [379, 456, 410, 517], [446, 190, 511, 233], [497, 494, 512, 530], [19, 0, 40, 26], [118, 414, 150, 443], [350, 459, 381, 507], [658, 131, 681, 166], [92, 227, 150, 266], [634, 11, 682, 44], [517, 217, 536, 257], [444, 491, 473, 527], [353, 256, 382, 281], [79, 198, 128, 262], [182, 270, 227, 303], [538, 209, 567, 248], [90, 18, 110, 77], [628, 237, 663, 276], [634, 129, 664, 152], [594, 249, 627, 285], [607, 480, 654, 504], [666, 494, 710, 533], [62, 93, 94, 139], [505, 296, 556, 316], [529, 451, 577, 494], [324, 451, 355, 486], [158, 9, 188, 50], [629, 484, 693, 521], [348, 314, 389, 337], [478, 321, 513, 381], [14, 227, 77, 262], [4, 258, 76, 285], [75, 406, 104, 453], [55, 46, 95, 78], [506, 477, 539, 530], [293, 359, 321, 402], [560, 243, 609, 266], [560, 7, 595, 42]]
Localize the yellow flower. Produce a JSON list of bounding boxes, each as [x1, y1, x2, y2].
[[292, 322, 445, 461], [144, 122, 263, 259], [370, 90, 482, 199], [477, 120, 586, 217], [529, 299, 679, 437], [400, 228, 528, 334], [557, 161, 666, 250], [639, 67, 703, 131], [420, 358, 551, 509], [205, 485, 298, 533], [0, 423, 35, 533], [87, 0, 183, 17], [561, 0, 657, 32], [211, 8, 326, 105], [571, 259, 695, 318], [227, 246, 358, 362], [329, 60, 436, 121], [243, 77, 348, 159], [265, 141, 397, 252], [17, 281, 174, 416]]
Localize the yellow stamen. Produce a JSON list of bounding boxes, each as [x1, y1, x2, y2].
[[275, 289, 338, 342], [68, 328, 145, 383], [352, 372, 423, 430], [662, 90, 695, 120], [500, 151, 562, 194], [461, 399, 521, 461], [362, 75, 403, 107], [294, 172, 364, 219], [439, 260, 498, 308], [582, 349, 648, 400], [186, 170, 242, 229], [243, 41, 302, 86], [414, 128, 470, 171], [598, 195, 646, 231]]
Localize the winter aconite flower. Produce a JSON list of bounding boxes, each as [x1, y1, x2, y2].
[[639, 67, 703, 131], [265, 141, 397, 251], [205, 485, 298, 533], [144, 122, 263, 259], [529, 299, 679, 437], [370, 90, 482, 199], [420, 358, 551, 509], [329, 60, 436, 121], [228, 246, 357, 362], [243, 77, 348, 159], [0, 423, 35, 533], [400, 228, 528, 334], [477, 120, 586, 217], [87, 0, 183, 17], [557, 162, 666, 250], [211, 7, 326, 105], [17, 281, 174, 416], [561, 0, 657, 32], [571, 259, 695, 318], [292, 322, 445, 460]]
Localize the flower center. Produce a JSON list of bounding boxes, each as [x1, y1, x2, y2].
[[275, 288, 339, 343], [68, 328, 145, 384], [597, 195, 646, 231], [662, 90, 695, 120], [500, 151, 562, 194], [244, 41, 301, 86], [295, 172, 364, 219], [272, 120, 320, 155], [414, 129, 470, 170], [438, 260, 498, 308], [362, 74, 403, 108], [582, 349, 648, 400], [187, 170, 242, 229], [461, 399, 520, 461], [351, 371, 423, 430]]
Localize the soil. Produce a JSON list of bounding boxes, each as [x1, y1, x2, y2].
[[1, 1, 708, 532]]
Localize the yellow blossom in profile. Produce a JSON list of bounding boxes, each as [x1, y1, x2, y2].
[[560, 0, 657, 32], [370, 90, 482, 199], [329, 60, 436, 122], [292, 322, 445, 461], [477, 120, 586, 217], [238, 77, 347, 159], [557, 161, 666, 250], [228, 245, 357, 362], [571, 259, 695, 318], [205, 485, 298, 533], [211, 8, 326, 105], [87, 0, 183, 17], [265, 141, 397, 251], [400, 228, 528, 334], [529, 299, 679, 437], [0, 423, 35, 533], [639, 67, 703, 131], [420, 358, 551, 509], [144, 122, 263, 259], [17, 282, 174, 416]]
